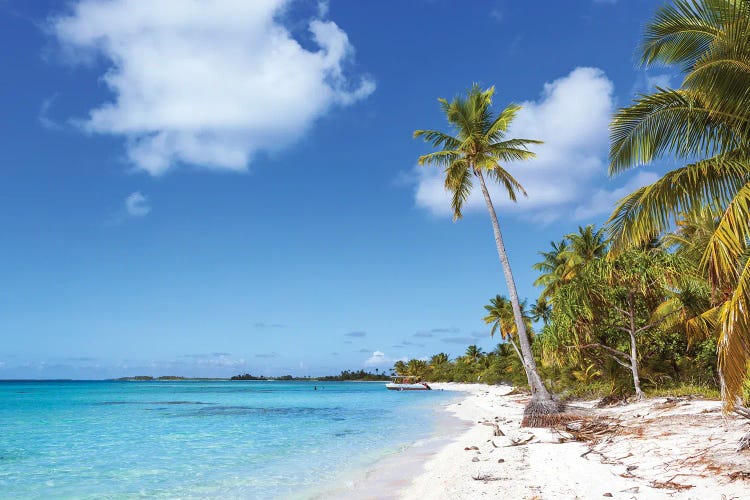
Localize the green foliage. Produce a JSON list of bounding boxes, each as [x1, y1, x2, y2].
[[607, 0, 750, 408], [532, 219, 724, 400]]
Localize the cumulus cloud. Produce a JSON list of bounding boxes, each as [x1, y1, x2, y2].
[[574, 171, 659, 220], [631, 71, 675, 96], [364, 350, 399, 367], [49, 0, 374, 175], [125, 191, 150, 216], [411, 67, 648, 223]]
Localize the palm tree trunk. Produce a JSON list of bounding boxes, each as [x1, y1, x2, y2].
[[476, 170, 553, 403]]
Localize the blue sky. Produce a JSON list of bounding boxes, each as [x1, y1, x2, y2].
[[0, 0, 671, 378]]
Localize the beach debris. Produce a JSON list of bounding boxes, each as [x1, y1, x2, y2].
[[562, 417, 621, 444], [649, 479, 694, 491], [471, 473, 501, 482], [603, 493, 613, 497], [727, 471, 750, 481], [505, 434, 535, 447], [479, 419, 505, 436], [497, 458, 505, 463], [471, 457, 480, 462], [596, 393, 628, 408], [464, 445, 479, 451]]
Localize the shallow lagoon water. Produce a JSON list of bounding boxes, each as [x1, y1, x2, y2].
[[0, 380, 454, 498]]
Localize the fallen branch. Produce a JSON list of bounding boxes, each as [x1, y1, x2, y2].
[[505, 435, 535, 447]]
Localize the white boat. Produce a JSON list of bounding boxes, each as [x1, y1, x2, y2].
[[385, 376, 431, 391]]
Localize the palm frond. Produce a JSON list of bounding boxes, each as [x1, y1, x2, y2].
[[609, 88, 743, 173], [607, 154, 750, 252]]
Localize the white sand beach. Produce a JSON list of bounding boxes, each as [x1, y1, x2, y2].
[[389, 384, 749, 499]]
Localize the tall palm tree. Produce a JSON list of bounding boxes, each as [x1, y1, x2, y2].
[[406, 359, 428, 378], [533, 239, 572, 299], [464, 344, 485, 364], [429, 353, 450, 367], [415, 85, 559, 422], [483, 294, 533, 364], [393, 360, 407, 376], [607, 0, 750, 409], [530, 297, 552, 326], [566, 225, 608, 271]]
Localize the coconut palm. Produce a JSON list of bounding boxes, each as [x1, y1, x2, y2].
[[406, 359, 428, 378], [607, 0, 750, 409], [566, 225, 608, 271], [530, 297, 552, 326], [429, 353, 450, 367], [483, 294, 533, 364], [533, 239, 572, 300], [393, 360, 407, 376], [464, 344, 485, 365], [415, 85, 559, 423]]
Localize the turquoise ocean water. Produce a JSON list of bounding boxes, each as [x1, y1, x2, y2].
[[0, 380, 455, 498]]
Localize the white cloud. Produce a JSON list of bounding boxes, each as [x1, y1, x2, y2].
[[125, 191, 150, 216], [645, 73, 672, 89], [631, 71, 674, 96], [412, 67, 648, 223], [188, 353, 246, 366], [50, 0, 374, 175], [364, 350, 407, 367], [39, 94, 60, 130], [574, 171, 659, 220]]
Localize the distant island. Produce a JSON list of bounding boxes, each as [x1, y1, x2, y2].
[[231, 370, 390, 381], [115, 369, 391, 382], [115, 376, 226, 381]]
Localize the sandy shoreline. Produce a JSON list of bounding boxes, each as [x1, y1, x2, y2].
[[348, 383, 749, 499]]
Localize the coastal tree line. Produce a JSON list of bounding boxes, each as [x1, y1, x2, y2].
[[411, 0, 750, 430]]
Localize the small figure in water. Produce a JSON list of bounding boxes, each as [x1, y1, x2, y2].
[[314, 386, 317, 390]]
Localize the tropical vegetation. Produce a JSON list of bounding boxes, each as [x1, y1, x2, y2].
[[406, 0, 750, 439]]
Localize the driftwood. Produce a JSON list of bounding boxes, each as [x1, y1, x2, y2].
[[471, 473, 502, 482], [733, 406, 750, 451], [479, 419, 505, 436], [505, 434, 535, 447]]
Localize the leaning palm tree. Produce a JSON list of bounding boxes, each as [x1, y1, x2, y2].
[[607, 0, 750, 411], [415, 85, 560, 424]]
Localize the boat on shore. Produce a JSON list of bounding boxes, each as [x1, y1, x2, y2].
[[385, 376, 431, 391]]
